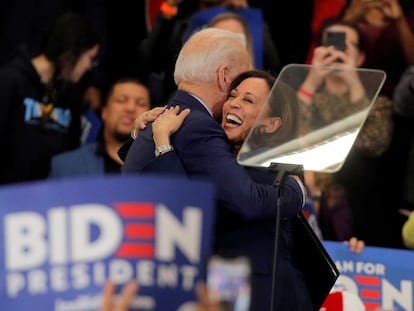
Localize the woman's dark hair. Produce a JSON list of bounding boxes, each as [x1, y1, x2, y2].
[[227, 70, 275, 95], [42, 12, 102, 80], [251, 79, 299, 149]]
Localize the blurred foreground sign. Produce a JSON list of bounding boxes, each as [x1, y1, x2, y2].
[[0, 175, 216, 311], [324, 241, 414, 311]]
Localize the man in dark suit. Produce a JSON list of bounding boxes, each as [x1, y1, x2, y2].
[[49, 78, 151, 178], [121, 28, 310, 311]]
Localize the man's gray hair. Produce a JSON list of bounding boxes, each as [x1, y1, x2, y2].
[[174, 28, 247, 85]]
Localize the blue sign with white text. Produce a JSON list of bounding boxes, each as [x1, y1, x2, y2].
[[0, 175, 216, 311], [323, 241, 414, 311]]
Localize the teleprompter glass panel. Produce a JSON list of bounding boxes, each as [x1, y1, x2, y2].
[[237, 64, 386, 173]]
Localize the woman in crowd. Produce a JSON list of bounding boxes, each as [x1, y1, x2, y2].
[[0, 12, 101, 185]]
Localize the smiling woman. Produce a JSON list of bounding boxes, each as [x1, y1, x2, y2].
[[221, 70, 276, 154]]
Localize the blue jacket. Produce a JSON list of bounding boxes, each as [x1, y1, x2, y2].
[[49, 142, 104, 178]]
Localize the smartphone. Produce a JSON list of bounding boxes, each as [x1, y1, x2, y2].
[[207, 256, 251, 311], [324, 30, 346, 52]]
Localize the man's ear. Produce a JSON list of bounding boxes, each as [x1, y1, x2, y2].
[[261, 117, 282, 134], [217, 65, 230, 92]]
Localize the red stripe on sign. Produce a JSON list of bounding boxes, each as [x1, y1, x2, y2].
[[364, 302, 381, 310], [115, 243, 154, 258], [360, 289, 381, 299], [125, 224, 154, 239], [115, 203, 155, 218], [354, 276, 380, 286]]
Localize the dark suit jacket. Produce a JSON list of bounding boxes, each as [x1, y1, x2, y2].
[[122, 90, 312, 310], [141, 151, 313, 311]]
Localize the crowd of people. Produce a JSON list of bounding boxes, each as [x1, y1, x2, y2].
[[1, 0, 414, 310]]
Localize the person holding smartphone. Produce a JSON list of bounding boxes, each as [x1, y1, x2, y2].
[[298, 19, 395, 246]]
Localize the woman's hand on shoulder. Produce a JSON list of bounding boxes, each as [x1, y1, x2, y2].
[[153, 106, 190, 137], [153, 106, 191, 147], [131, 106, 167, 139]]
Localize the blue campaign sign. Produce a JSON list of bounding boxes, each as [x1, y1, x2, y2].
[[323, 241, 414, 311], [0, 175, 216, 311]]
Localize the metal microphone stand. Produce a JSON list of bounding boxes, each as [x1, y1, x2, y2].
[[268, 162, 304, 311]]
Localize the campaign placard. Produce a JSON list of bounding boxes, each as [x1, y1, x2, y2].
[[0, 175, 216, 311], [323, 241, 414, 311]]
